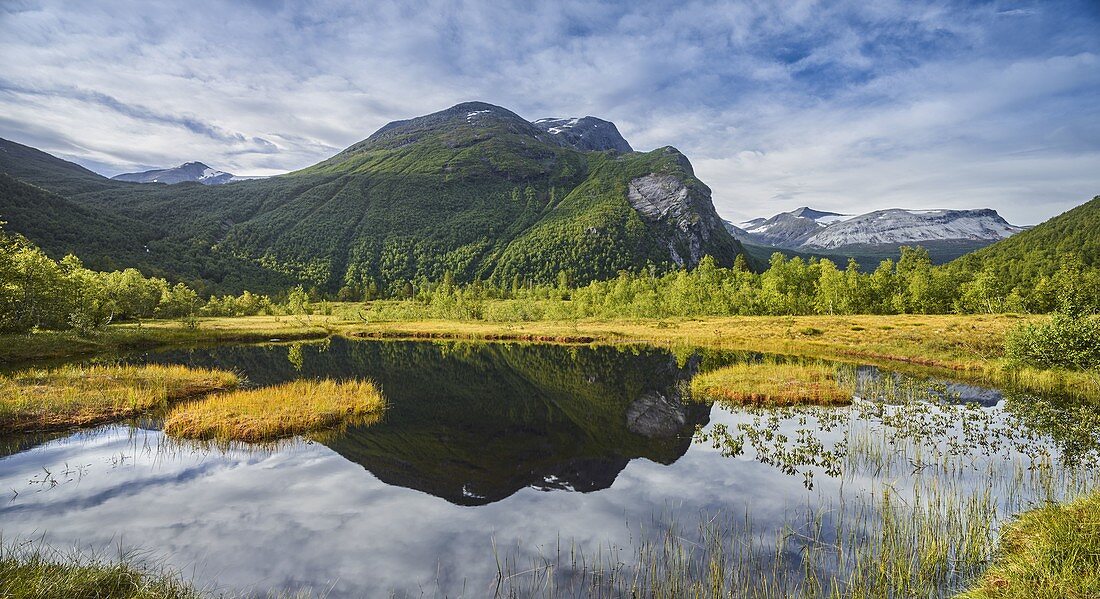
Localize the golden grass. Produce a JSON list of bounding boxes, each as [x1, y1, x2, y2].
[[956, 490, 1100, 599], [0, 364, 239, 433], [163, 379, 385, 442], [691, 361, 854, 406]]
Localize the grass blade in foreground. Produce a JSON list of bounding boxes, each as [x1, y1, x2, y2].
[[163, 379, 385, 442]]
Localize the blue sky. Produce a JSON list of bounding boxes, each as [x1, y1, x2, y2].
[[1, 0, 1097, 224]]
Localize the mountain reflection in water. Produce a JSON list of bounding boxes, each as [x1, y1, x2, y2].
[[135, 338, 710, 505]]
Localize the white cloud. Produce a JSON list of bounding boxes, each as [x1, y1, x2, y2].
[[0, 0, 1096, 223]]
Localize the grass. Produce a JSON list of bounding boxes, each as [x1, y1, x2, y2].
[[0, 316, 331, 364], [0, 541, 204, 599], [163, 379, 386, 442], [691, 361, 853, 406], [957, 491, 1100, 599], [0, 364, 238, 434], [6, 312, 1096, 403]]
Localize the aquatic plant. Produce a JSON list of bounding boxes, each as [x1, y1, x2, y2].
[[163, 379, 385, 442], [0, 364, 238, 433]]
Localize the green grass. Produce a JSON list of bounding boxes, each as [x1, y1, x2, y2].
[[957, 491, 1100, 599], [0, 542, 204, 599], [164, 379, 386, 442], [0, 364, 238, 434], [691, 361, 853, 406]]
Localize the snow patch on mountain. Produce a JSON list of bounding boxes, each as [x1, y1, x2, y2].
[[531, 116, 633, 153], [112, 161, 248, 185], [803, 208, 1024, 249]]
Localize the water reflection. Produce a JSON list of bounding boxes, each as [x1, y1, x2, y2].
[[129, 339, 709, 505]]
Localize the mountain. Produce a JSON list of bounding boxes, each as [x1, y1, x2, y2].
[[802, 208, 1023, 249], [111, 161, 244, 185], [736, 206, 849, 248], [0, 102, 746, 293], [948, 195, 1100, 288], [531, 116, 633, 153], [727, 206, 1023, 266]]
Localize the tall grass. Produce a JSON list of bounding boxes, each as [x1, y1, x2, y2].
[[957, 491, 1100, 599], [0, 540, 205, 599], [691, 360, 854, 406], [163, 379, 385, 442], [0, 364, 238, 434]]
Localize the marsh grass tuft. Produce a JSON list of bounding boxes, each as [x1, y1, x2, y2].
[[0, 541, 204, 599], [958, 491, 1100, 599], [164, 379, 385, 442], [691, 361, 854, 406], [0, 364, 238, 434]]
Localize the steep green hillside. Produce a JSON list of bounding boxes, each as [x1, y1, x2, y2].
[[1, 102, 746, 293], [0, 138, 117, 196], [949, 196, 1100, 287]]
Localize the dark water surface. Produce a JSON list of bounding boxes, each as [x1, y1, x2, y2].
[[0, 339, 1093, 597]]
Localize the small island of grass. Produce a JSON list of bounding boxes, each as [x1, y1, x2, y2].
[[691, 361, 853, 406], [164, 379, 385, 442], [0, 364, 239, 434]]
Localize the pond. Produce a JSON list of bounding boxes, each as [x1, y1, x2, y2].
[[1, 338, 1098, 597]]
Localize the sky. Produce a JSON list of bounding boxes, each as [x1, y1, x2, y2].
[[1, 0, 1098, 225]]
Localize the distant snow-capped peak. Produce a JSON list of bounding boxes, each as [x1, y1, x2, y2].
[[111, 161, 253, 185], [729, 206, 1023, 250]]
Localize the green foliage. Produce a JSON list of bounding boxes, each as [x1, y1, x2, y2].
[[948, 195, 1100, 307], [1004, 313, 1100, 371]]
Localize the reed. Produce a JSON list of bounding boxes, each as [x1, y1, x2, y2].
[[163, 379, 385, 442], [0, 364, 238, 434], [691, 361, 854, 406]]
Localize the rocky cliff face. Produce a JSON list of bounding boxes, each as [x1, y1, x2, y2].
[[626, 170, 734, 267], [532, 116, 633, 152]]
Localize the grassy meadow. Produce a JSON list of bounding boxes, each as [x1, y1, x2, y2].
[[691, 360, 854, 406], [164, 379, 386, 442], [0, 363, 238, 434]]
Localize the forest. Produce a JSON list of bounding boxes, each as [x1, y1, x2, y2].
[[5, 216, 1099, 338]]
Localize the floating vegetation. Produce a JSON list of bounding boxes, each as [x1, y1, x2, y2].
[[0, 364, 238, 434], [494, 376, 1100, 598], [163, 379, 385, 442], [690, 361, 854, 406]]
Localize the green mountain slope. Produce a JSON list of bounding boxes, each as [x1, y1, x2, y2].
[[1, 102, 746, 293], [948, 195, 1100, 287]]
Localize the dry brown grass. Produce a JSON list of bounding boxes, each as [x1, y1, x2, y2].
[[0, 364, 238, 433], [691, 361, 854, 406], [163, 379, 385, 442]]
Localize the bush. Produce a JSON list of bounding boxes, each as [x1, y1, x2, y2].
[[1005, 314, 1100, 370]]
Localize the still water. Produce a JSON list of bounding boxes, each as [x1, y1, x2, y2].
[[0, 339, 1095, 597]]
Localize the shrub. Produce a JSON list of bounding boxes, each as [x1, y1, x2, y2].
[[1005, 314, 1100, 370]]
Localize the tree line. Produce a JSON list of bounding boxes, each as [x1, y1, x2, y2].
[[0, 228, 314, 334], [4, 222, 1098, 335], [363, 247, 1100, 321]]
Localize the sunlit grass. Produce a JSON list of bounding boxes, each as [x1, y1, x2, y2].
[[164, 379, 385, 442], [0, 541, 203, 599], [957, 490, 1100, 599], [0, 364, 238, 433], [691, 361, 853, 406]]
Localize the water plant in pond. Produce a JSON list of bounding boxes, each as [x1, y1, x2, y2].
[[163, 379, 385, 442], [690, 360, 854, 406], [0, 364, 238, 434]]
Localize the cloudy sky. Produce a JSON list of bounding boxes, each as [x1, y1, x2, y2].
[[1, 0, 1097, 224]]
